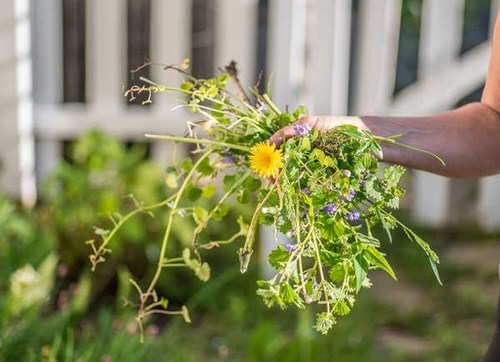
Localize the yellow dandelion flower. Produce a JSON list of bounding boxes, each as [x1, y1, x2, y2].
[[248, 141, 284, 178]]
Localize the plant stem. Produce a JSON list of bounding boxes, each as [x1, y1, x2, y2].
[[145, 134, 250, 152], [145, 152, 211, 297]]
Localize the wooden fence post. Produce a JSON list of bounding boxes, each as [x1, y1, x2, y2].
[[150, 0, 193, 164], [214, 0, 258, 88], [412, 0, 464, 228], [87, 0, 126, 113], [306, 0, 352, 115], [353, 0, 402, 115], [32, 0, 64, 188], [0, 0, 36, 205]]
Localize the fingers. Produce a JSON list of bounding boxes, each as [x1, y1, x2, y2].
[[269, 116, 317, 147], [269, 124, 297, 147]]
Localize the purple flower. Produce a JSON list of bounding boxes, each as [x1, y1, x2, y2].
[[345, 211, 360, 221], [323, 202, 338, 215], [293, 124, 312, 137], [222, 156, 236, 164], [359, 179, 366, 187], [285, 244, 297, 252], [347, 189, 356, 202], [340, 189, 356, 202], [301, 187, 311, 195]]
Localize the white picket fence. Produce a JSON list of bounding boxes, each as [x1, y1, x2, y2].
[[1, 0, 500, 231]]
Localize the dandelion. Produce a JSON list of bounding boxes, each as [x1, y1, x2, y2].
[[248, 141, 284, 178], [293, 123, 312, 137], [323, 202, 338, 215]]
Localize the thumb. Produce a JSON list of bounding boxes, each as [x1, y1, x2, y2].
[[269, 124, 297, 147]]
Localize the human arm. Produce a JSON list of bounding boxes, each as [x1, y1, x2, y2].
[[270, 15, 500, 179]]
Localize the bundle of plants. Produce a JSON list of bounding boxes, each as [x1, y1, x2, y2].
[[87, 60, 442, 340]]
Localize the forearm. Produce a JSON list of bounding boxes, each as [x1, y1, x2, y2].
[[361, 102, 500, 178]]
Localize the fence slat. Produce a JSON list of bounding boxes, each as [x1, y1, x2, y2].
[[267, 0, 308, 109], [0, 0, 35, 205], [306, 0, 351, 115], [388, 43, 490, 115], [410, 0, 464, 227], [149, 0, 192, 163], [32, 0, 63, 188], [87, 0, 126, 112], [214, 0, 258, 88], [353, 0, 402, 114], [479, 175, 500, 231], [150, 0, 191, 103]]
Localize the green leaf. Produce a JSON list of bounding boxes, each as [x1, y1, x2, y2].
[[212, 203, 228, 221], [243, 176, 262, 192], [197, 157, 213, 176], [364, 246, 397, 280], [314, 312, 336, 335], [333, 302, 351, 316], [193, 206, 209, 226], [383, 165, 405, 189], [328, 264, 345, 283], [279, 283, 296, 306], [236, 189, 250, 204], [181, 157, 193, 171], [180, 81, 194, 91], [202, 184, 216, 198], [186, 186, 203, 202], [196, 262, 211, 282], [353, 255, 368, 292], [268, 245, 291, 269], [165, 173, 178, 189], [375, 207, 393, 244], [223, 174, 236, 192]]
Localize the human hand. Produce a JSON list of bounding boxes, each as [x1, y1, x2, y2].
[[269, 115, 368, 147]]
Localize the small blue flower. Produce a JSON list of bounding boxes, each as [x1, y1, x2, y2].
[[323, 202, 338, 215], [222, 156, 236, 164], [345, 211, 360, 221], [340, 189, 356, 202], [293, 124, 312, 137], [285, 244, 297, 252]]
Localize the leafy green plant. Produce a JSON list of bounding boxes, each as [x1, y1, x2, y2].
[[91, 60, 442, 339]]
